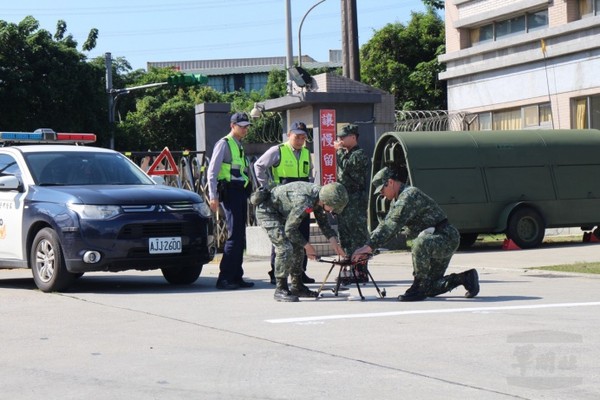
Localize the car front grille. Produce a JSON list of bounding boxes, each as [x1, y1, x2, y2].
[[118, 223, 189, 239], [121, 203, 196, 213]]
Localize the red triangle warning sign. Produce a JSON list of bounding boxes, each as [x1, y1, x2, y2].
[[147, 147, 179, 176]]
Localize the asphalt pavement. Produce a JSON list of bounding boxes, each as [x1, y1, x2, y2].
[[1, 239, 599, 399]]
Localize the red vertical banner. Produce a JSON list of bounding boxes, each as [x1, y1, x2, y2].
[[319, 109, 337, 184]]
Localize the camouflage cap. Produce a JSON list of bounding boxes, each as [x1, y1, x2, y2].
[[371, 165, 408, 193], [372, 166, 409, 193], [337, 124, 359, 137], [372, 167, 393, 193], [319, 182, 349, 214]]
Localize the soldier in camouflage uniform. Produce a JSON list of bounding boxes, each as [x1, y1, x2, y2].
[[352, 166, 480, 301], [334, 124, 370, 283], [253, 182, 348, 302]]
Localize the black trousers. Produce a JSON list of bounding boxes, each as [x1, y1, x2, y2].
[[218, 185, 248, 282]]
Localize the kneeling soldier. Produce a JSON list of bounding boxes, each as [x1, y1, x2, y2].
[[352, 166, 479, 301]]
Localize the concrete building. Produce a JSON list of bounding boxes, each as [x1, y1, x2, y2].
[[439, 0, 600, 130], [147, 51, 342, 93]]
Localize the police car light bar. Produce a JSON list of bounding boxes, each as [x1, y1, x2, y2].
[[0, 129, 96, 144], [56, 133, 97, 142]]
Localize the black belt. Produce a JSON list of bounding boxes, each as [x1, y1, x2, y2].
[[223, 180, 247, 189], [435, 218, 449, 231], [280, 177, 309, 184]]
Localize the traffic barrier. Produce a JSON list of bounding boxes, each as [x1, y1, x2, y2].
[[582, 232, 600, 243], [502, 238, 521, 250]]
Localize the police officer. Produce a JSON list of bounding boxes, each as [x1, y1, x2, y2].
[[352, 166, 479, 301], [334, 124, 370, 283], [254, 121, 314, 285], [207, 112, 254, 290], [253, 182, 348, 302]]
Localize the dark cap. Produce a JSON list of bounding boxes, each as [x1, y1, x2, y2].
[[337, 124, 359, 138], [372, 166, 408, 193], [289, 121, 307, 135], [230, 112, 252, 126]]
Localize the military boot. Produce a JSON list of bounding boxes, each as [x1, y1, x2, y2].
[[267, 269, 275, 285], [462, 269, 480, 298], [290, 275, 318, 298], [274, 278, 299, 302], [301, 271, 315, 284], [427, 273, 463, 298], [397, 278, 426, 301]]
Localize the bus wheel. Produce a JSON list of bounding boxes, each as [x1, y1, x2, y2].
[[507, 208, 545, 249]]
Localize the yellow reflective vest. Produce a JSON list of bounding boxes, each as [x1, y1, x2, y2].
[[217, 136, 249, 187], [272, 143, 310, 184]]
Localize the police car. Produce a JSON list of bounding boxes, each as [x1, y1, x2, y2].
[[0, 129, 215, 292]]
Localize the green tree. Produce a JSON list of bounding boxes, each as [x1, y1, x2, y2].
[[0, 16, 106, 135], [360, 8, 446, 110], [423, 0, 444, 10], [115, 67, 230, 150]]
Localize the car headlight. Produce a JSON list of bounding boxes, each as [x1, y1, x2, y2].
[[69, 204, 121, 220], [193, 201, 212, 218]]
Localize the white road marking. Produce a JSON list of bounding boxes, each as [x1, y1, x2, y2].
[[265, 301, 600, 324]]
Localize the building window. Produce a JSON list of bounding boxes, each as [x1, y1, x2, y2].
[[579, 0, 600, 18], [470, 9, 549, 46], [523, 103, 552, 128], [470, 23, 494, 45], [527, 9, 549, 31], [479, 112, 492, 130], [572, 95, 600, 129], [472, 103, 552, 131], [493, 108, 522, 130], [496, 16, 526, 39]]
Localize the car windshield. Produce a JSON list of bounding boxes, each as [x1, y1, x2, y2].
[[25, 151, 155, 186]]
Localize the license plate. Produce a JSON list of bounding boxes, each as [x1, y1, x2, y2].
[[149, 237, 182, 254]]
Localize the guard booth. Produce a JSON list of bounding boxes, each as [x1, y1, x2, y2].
[[260, 72, 395, 185], [371, 129, 600, 249]]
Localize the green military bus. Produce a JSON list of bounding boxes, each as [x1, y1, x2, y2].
[[370, 129, 600, 248]]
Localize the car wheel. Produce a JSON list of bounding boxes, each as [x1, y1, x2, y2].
[[161, 265, 203, 285], [30, 228, 76, 292], [507, 207, 545, 249]]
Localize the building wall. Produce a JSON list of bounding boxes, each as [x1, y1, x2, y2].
[[441, 0, 600, 129]]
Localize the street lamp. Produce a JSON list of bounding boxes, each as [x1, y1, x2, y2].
[[285, 0, 327, 93], [285, 0, 294, 92], [298, 0, 326, 67]]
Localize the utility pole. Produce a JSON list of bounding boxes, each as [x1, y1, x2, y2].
[[285, 0, 294, 93], [105, 53, 116, 149], [340, 0, 360, 81]]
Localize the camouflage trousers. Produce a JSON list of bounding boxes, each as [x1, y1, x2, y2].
[[411, 223, 460, 296], [255, 205, 304, 279], [337, 191, 369, 255]]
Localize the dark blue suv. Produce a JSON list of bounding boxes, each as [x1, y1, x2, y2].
[[0, 132, 215, 292]]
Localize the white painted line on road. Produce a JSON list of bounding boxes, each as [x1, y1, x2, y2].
[[265, 301, 600, 324]]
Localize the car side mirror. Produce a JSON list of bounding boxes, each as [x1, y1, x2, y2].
[[0, 175, 23, 192]]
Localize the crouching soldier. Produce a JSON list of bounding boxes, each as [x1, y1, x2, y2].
[[352, 166, 479, 301], [253, 182, 348, 302]]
